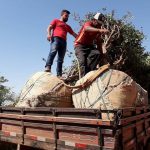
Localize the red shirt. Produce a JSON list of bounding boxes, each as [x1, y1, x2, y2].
[[74, 21, 99, 46], [50, 19, 74, 41]]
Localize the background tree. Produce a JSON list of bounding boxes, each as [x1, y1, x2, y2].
[[0, 75, 16, 106], [63, 9, 150, 97]]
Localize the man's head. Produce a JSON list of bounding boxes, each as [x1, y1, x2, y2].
[[61, 9, 70, 22], [93, 13, 105, 27]]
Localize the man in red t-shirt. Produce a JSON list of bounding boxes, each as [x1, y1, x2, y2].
[[45, 9, 77, 77], [74, 13, 109, 77]]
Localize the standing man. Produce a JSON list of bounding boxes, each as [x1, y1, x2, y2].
[[74, 13, 109, 77], [45, 9, 77, 77]]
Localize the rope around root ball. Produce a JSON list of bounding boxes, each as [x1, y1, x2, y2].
[[62, 64, 110, 89]]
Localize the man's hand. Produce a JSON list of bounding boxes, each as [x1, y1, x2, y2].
[[47, 35, 51, 41], [98, 29, 109, 34], [47, 25, 53, 41]]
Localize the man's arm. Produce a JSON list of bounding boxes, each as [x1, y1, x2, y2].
[[72, 32, 77, 38], [84, 26, 108, 33], [47, 25, 53, 41], [67, 25, 77, 38]]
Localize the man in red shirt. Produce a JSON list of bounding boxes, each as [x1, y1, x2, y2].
[[45, 10, 77, 77], [74, 13, 109, 77]]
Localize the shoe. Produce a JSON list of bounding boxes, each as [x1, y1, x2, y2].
[[45, 66, 51, 72]]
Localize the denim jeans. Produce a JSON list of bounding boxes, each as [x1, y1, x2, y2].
[[46, 37, 67, 76]]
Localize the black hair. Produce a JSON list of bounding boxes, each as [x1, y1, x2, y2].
[[61, 9, 70, 16]]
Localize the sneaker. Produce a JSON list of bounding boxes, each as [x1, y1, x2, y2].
[[45, 66, 51, 72]]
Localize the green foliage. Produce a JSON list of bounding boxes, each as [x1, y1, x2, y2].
[[0, 75, 16, 106], [109, 20, 150, 95]]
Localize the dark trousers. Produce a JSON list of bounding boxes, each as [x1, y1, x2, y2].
[[45, 37, 67, 76], [75, 44, 101, 77]]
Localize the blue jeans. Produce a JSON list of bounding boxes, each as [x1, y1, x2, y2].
[[45, 37, 67, 76]]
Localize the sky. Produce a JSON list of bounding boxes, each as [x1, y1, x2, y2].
[[0, 0, 150, 95]]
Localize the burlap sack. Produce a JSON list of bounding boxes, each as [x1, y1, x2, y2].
[[72, 69, 148, 120], [15, 72, 73, 108]]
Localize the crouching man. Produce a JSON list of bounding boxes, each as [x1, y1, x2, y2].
[[74, 13, 109, 77]]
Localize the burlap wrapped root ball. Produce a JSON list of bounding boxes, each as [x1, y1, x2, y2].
[[15, 72, 73, 108], [72, 69, 148, 120]]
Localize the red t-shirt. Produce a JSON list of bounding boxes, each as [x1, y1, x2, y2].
[[74, 21, 99, 46], [50, 19, 74, 41]]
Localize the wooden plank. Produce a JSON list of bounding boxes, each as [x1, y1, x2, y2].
[[56, 125, 115, 136], [136, 120, 145, 135], [0, 136, 22, 145], [1, 107, 100, 113], [57, 139, 114, 150], [123, 138, 136, 150], [58, 130, 98, 145], [119, 106, 148, 118], [137, 131, 145, 142], [54, 107, 100, 113], [0, 119, 22, 126], [0, 131, 22, 145], [145, 127, 150, 135], [122, 124, 135, 143], [0, 107, 22, 111], [24, 122, 53, 129], [119, 112, 150, 125], [0, 113, 113, 126], [25, 126, 54, 138], [103, 136, 116, 148], [1, 106, 149, 114], [1, 124, 22, 133], [55, 112, 99, 119], [56, 125, 97, 133], [24, 138, 55, 150], [121, 107, 136, 114], [0, 119, 54, 129]]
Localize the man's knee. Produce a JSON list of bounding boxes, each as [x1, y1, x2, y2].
[[89, 49, 100, 59], [57, 58, 64, 64], [93, 49, 101, 55]]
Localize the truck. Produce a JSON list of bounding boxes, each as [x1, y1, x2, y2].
[[0, 105, 150, 150]]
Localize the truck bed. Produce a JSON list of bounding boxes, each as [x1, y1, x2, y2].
[[0, 106, 150, 150]]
